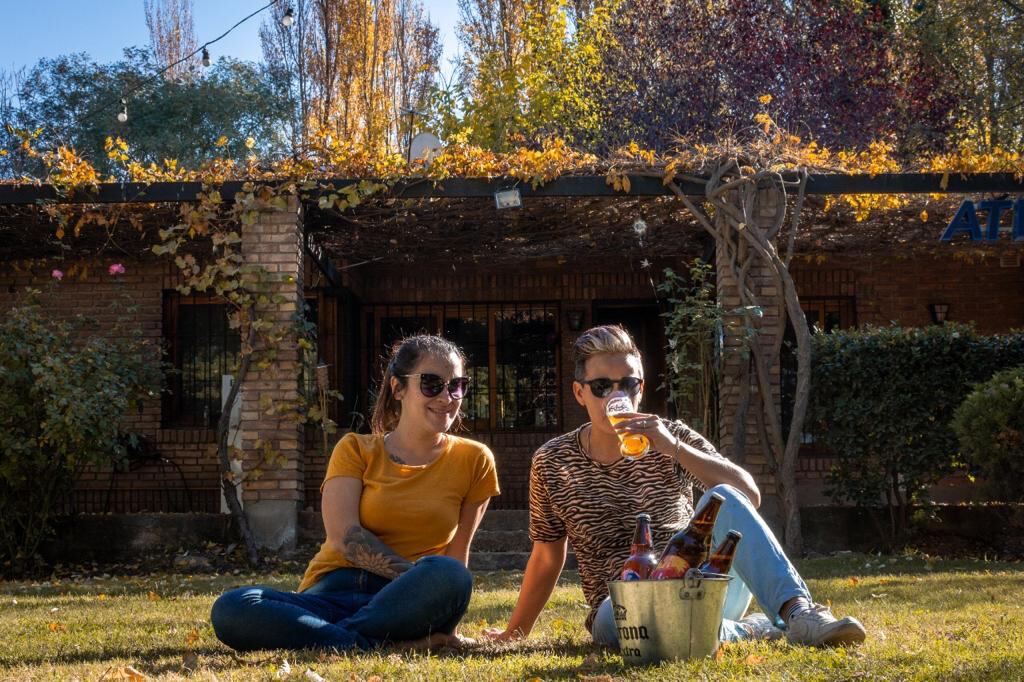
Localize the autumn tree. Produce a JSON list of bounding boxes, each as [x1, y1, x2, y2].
[[260, 0, 440, 155], [447, 0, 615, 150], [907, 0, 1024, 150], [585, 0, 961, 154], [8, 50, 290, 178], [145, 0, 199, 80]]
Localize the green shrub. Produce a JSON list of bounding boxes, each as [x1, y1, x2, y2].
[[0, 287, 162, 573], [952, 365, 1024, 502], [808, 323, 1024, 546]]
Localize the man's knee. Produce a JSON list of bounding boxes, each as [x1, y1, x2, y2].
[[708, 483, 752, 508]]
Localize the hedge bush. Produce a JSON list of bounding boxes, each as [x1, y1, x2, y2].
[[808, 323, 1024, 545], [952, 365, 1024, 503]]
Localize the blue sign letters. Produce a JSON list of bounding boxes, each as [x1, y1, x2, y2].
[[940, 198, 1024, 242]]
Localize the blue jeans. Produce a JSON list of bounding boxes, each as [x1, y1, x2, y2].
[[211, 555, 472, 651], [592, 483, 811, 646]]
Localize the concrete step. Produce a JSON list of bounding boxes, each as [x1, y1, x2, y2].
[[470, 551, 577, 571], [478, 509, 529, 531], [471, 529, 532, 552]]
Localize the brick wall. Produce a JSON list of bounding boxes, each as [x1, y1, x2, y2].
[[0, 259, 224, 512]]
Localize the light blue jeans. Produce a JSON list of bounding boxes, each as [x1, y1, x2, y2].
[[592, 483, 811, 646], [211, 555, 472, 651]]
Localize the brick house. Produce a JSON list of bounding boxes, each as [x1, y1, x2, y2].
[[1, 177, 1021, 548]]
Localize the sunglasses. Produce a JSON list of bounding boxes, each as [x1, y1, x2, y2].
[[400, 373, 471, 399], [579, 376, 643, 398]]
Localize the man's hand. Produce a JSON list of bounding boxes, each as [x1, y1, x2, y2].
[[609, 411, 676, 455], [482, 626, 525, 642]]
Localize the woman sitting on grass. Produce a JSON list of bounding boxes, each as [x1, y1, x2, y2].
[[211, 335, 500, 651]]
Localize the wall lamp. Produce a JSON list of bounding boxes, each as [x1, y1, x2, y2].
[[494, 187, 522, 210], [928, 303, 950, 325]]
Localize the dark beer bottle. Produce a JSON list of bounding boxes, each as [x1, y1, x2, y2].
[[697, 530, 742, 575], [620, 513, 658, 581], [650, 492, 725, 580]]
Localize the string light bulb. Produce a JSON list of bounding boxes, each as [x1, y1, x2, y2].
[[201, 47, 211, 68], [281, 6, 295, 27], [117, 98, 128, 123]]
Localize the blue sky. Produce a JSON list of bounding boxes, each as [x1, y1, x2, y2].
[[0, 1, 461, 74]]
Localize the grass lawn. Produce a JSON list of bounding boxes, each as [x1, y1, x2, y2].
[[2, 553, 1023, 681]]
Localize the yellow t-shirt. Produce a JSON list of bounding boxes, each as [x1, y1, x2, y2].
[[298, 432, 500, 591]]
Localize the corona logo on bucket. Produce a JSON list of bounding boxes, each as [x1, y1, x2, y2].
[[608, 571, 732, 665]]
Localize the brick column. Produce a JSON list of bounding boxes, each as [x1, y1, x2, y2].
[[716, 183, 785, 523], [239, 197, 305, 549]]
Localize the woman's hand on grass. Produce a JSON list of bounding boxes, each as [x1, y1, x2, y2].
[[482, 626, 524, 642]]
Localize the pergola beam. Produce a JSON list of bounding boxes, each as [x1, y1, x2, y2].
[[0, 172, 1021, 206]]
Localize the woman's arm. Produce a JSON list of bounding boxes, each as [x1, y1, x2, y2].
[[444, 498, 491, 566], [483, 538, 567, 641], [321, 476, 413, 579]]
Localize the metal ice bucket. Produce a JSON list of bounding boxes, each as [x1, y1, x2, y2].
[[607, 570, 732, 665]]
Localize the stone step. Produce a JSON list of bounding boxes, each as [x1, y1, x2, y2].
[[478, 509, 530, 531], [470, 551, 577, 571], [471, 529, 532, 552]]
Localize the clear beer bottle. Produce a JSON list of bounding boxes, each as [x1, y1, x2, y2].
[[650, 492, 725, 580], [621, 513, 658, 581], [697, 530, 742, 575]]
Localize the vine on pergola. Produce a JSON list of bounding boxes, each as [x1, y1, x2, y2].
[[663, 162, 811, 554]]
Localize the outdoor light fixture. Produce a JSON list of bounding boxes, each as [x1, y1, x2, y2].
[[928, 303, 950, 325], [494, 187, 522, 210], [117, 98, 128, 123], [281, 6, 295, 27], [201, 47, 211, 68], [566, 309, 585, 331]]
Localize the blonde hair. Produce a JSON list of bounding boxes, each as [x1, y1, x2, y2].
[[572, 325, 642, 381]]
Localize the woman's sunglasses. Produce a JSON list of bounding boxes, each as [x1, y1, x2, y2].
[[579, 376, 643, 399], [400, 373, 471, 399]]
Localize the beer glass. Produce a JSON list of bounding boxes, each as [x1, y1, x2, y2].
[[606, 396, 650, 458]]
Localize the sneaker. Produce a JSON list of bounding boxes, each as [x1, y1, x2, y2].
[[737, 613, 785, 641], [785, 602, 866, 647]]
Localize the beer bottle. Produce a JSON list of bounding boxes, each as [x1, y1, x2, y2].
[[650, 492, 725, 580], [697, 530, 742, 575], [620, 513, 658, 581]]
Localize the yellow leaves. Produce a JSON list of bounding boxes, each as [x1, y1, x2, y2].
[[743, 653, 765, 665], [47, 621, 67, 632], [244, 137, 256, 149], [606, 170, 630, 193], [215, 135, 229, 147], [758, 94, 773, 105], [848, 576, 861, 586], [147, 591, 160, 601], [100, 666, 150, 681], [753, 112, 773, 134], [920, 210, 929, 223], [0, 149, 7, 156]]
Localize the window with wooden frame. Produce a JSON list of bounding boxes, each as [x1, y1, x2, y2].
[[162, 293, 240, 428], [780, 297, 856, 451], [362, 303, 560, 431]]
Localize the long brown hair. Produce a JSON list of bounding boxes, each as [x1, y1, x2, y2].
[[369, 334, 468, 434]]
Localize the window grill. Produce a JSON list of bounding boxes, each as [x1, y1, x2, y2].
[[163, 293, 241, 428]]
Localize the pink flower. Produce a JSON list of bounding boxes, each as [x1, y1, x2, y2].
[[108, 263, 126, 276], [51, 269, 64, 280]]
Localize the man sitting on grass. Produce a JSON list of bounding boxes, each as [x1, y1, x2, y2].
[[484, 325, 866, 649]]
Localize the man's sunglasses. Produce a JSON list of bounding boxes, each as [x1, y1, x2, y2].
[[579, 376, 643, 398], [400, 373, 471, 399]]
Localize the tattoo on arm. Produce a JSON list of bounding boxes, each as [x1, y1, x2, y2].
[[341, 525, 414, 579]]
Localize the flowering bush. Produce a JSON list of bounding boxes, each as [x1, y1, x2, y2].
[[0, 283, 162, 574]]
